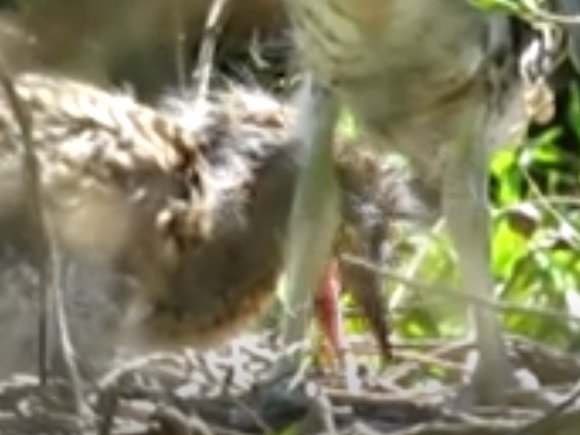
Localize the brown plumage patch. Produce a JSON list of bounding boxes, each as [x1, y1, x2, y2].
[[0, 74, 422, 374]]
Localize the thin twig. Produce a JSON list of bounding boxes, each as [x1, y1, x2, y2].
[[0, 63, 88, 419], [191, 0, 232, 110], [171, 0, 188, 93], [518, 0, 580, 26], [340, 254, 580, 324], [0, 61, 50, 386], [517, 379, 580, 435]]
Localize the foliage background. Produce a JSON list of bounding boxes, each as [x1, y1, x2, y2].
[[358, 68, 580, 355]]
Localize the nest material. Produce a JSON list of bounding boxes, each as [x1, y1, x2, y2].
[[0, 333, 577, 434]]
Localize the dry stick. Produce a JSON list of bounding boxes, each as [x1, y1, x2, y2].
[[191, 0, 232, 109], [50, 249, 93, 417], [171, 0, 188, 93], [340, 254, 580, 324], [97, 354, 176, 435], [516, 379, 580, 435], [0, 66, 89, 419], [314, 389, 338, 435], [0, 62, 50, 386], [97, 386, 119, 435], [519, 0, 580, 25]]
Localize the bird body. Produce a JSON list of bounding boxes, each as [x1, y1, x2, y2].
[[0, 73, 419, 375], [282, 0, 547, 404], [290, 0, 525, 185]]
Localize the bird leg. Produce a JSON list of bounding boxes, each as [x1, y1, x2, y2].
[[280, 77, 341, 358], [443, 120, 516, 405], [313, 260, 346, 363]]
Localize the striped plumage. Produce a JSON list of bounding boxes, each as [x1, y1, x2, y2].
[[0, 74, 420, 374], [288, 0, 528, 184], [14, 74, 205, 170]]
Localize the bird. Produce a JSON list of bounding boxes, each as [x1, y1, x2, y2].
[[0, 72, 423, 376], [280, 0, 579, 405]]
